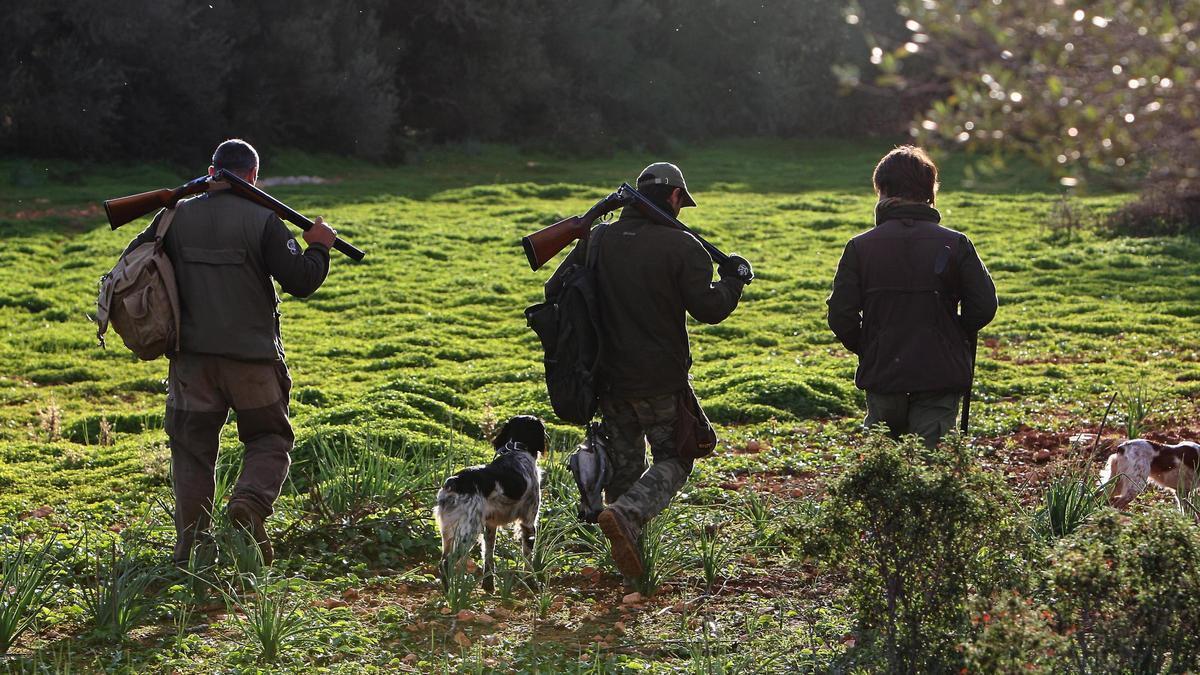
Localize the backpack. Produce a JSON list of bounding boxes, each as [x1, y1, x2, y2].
[[524, 224, 608, 424], [95, 208, 181, 360]]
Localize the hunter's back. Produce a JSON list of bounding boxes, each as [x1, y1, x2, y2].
[[165, 191, 280, 361]]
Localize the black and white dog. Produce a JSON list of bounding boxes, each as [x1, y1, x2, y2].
[[434, 415, 546, 592]]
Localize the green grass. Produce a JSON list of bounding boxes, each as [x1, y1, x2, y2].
[[0, 139, 1197, 671]]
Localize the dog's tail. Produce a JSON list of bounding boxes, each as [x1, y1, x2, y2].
[[434, 489, 485, 560]]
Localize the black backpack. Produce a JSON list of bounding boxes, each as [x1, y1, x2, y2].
[[524, 225, 608, 424]]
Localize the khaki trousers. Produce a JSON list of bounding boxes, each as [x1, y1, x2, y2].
[[865, 390, 961, 448], [165, 353, 293, 563]]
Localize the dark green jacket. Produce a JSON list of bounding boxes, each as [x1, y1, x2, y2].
[[124, 191, 329, 361], [826, 218, 996, 394], [545, 209, 743, 398]]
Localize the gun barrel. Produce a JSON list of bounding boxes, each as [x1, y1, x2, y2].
[[104, 189, 173, 230], [215, 170, 366, 261], [521, 216, 587, 271]]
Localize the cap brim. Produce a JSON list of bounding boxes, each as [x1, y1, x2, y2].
[[681, 189, 697, 208]]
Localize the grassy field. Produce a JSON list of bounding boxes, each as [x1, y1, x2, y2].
[[1, 140, 1198, 672]]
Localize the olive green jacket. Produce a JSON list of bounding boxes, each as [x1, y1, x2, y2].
[[124, 191, 329, 361], [546, 209, 743, 398]]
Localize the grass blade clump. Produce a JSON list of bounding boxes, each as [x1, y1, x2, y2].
[[1120, 385, 1153, 440], [1032, 472, 1111, 542], [78, 539, 161, 641], [695, 523, 731, 595], [217, 573, 322, 663], [634, 515, 685, 597], [0, 536, 60, 653]]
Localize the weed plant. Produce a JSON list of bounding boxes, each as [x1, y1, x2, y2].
[[1120, 385, 1153, 440], [1030, 471, 1112, 542], [634, 514, 686, 597], [0, 536, 60, 653], [440, 549, 477, 613], [737, 490, 774, 547], [214, 573, 322, 664], [695, 523, 731, 595], [78, 539, 161, 641]]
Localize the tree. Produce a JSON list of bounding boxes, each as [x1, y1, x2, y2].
[[871, 0, 1200, 231]]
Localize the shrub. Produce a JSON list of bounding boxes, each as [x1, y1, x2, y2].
[[808, 434, 1032, 673], [1045, 508, 1200, 673]]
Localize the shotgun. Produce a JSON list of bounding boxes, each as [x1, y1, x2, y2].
[[960, 333, 978, 434], [521, 183, 732, 271], [103, 171, 366, 261]]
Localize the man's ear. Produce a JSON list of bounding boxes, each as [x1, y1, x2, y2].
[[248, 167, 259, 186], [208, 165, 216, 177]]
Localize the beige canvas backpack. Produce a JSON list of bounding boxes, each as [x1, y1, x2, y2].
[[95, 208, 181, 360]]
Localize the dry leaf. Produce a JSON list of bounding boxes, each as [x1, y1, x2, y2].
[[453, 631, 472, 648]]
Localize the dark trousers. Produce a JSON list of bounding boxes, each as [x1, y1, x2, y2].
[[865, 390, 961, 448], [165, 353, 293, 563]]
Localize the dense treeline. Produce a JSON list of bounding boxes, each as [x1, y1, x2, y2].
[[0, 0, 906, 161]]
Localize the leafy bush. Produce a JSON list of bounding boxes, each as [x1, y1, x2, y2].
[[216, 573, 322, 664], [1045, 509, 1200, 673], [808, 434, 1031, 673]]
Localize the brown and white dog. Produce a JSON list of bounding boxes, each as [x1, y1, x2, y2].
[[1100, 439, 1200, 510]]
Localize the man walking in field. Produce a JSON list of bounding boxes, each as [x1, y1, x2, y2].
[[827, 145, 997, 447], [546, 162, 753, 579], [123, 139, 336, 565]]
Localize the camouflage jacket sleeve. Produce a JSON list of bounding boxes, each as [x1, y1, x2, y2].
[[681, 240, 743, 325], [826, 240, 863, 354], [261, 215, 330, 298], [956, 235, 998, 335]]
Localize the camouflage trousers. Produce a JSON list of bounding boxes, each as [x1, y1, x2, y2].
[[865, 390, 961, 449], [165, 354, 294, 563], [601, 391, 694, 530]]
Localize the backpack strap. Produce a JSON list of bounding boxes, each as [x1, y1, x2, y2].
[[154, 207, 176, 244], [584, 223, 609, 270]]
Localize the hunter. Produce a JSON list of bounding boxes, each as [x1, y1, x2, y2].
[[826, 145, 997, 447], [546, 162, 753, 580], [123, 139, 336, 565]]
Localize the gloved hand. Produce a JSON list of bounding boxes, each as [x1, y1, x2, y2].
[[718, 255, 754, 284]]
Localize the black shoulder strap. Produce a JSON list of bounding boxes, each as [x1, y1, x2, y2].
[[585, 223, 609, 270]]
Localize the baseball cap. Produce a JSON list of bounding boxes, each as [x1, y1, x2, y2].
[[636, 162, 697, 208]]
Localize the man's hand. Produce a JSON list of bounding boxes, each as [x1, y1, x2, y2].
[[303, 217, 337, 249], [718, 255, 754, 284]]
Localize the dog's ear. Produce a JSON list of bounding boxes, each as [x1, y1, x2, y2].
[[493, 417, 514, 450]]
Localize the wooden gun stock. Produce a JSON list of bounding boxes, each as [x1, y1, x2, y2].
[[520, 191, 629, 271], [104, 176, 211, 230], [522, 216, 589, 271]]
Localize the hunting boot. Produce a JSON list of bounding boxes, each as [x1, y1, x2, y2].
[[598, 507, 643, 578], [227, 499, 274, 566]]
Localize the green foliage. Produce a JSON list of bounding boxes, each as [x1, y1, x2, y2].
[[880, 1, 1200, 230], [634, 514, 687, 597], [695, 524, 732, 595], [961, 592, 1067, 674], [808, 434, 1031, 673], [1045, 509, 1200, 673], [0, 536, 60, 653], [0, 1, 905, 161]]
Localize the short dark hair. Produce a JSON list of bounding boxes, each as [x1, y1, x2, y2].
[[872, 145, 939, 205], [212, 139, 259, 176], [636, 173, 679, 213]]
